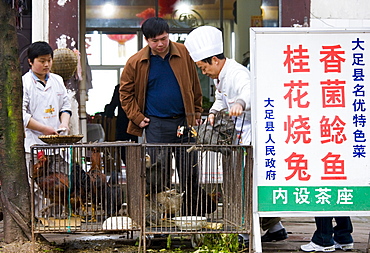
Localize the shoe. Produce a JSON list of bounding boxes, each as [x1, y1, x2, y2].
[[301, 241, 335, 252], [238, 234, 249, 248], [261, 228, 288, 242], [334, 241, 354, 251]]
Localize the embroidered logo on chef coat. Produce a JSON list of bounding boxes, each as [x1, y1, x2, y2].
[[45, 105, 55, 114]]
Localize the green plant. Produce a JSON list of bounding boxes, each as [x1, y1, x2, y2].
[[167, 234, 172, 249], [194, 233, 240, 252]]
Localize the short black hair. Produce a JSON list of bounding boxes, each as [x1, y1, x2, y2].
[[141, 17, 170, 39], [202, 53, 226, 64], [27, 41, 53, 63]]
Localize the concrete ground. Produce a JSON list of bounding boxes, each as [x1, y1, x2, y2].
[[262, 216, 370, 253], [0, 216, 370, 253], [38, 216, 370, 252]]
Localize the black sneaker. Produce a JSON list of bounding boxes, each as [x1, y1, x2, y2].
[[261, 228, 288, 242], [238, 235, 249, 249]]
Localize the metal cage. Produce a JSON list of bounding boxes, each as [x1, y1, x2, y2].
[[30, 142, 252, 249]]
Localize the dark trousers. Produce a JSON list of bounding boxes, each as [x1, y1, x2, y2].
[[312, 217, 353, 247], [261, 217, 281, 231], [145, 116, 215, 216]]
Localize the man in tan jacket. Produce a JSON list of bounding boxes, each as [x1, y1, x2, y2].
[[120, 17, 215, 216]]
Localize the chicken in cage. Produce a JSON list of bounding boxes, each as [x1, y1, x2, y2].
[[194, 110, 237, 145], [31, 142, 252, 248], [185, 110, 246, 155], [32, 145, 126, 224]]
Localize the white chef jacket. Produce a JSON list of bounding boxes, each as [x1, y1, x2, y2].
[[22, 70, 71, 152], [210, 58, 251, 145]]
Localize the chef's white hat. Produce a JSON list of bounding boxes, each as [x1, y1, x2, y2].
[[184, 26, 223, 62]]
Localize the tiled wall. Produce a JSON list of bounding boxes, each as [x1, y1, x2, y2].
[[311, 18, 370, 28]]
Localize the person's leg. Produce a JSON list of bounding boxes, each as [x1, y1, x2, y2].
[[116, 123, 138, 165], [239, 217, 287, 244], [333, 216, 354, 250], [119, 146, 127, 165], [171, 117, 207, 216], [26, 152, 45, 218], [145, 116, 215, 216], [176, 145, 199, 216], [144, 117, 173, 195], [333, 216, 353, 243], [261, 217, 281, 231], [260, 217, 288, 242], [268, 221, 285, 233], [301, 217, 336, 252], [145, 116, 189, 202], [145, 147, 172, 196], [311, 217, 335, 247]]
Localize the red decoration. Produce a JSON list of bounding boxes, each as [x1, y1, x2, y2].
[[107, 34, 136, 57], [136, 8, 156, 24], [107, 34, 135, 45], [136, 0, 178, 24], [158, 0, 177, 17]]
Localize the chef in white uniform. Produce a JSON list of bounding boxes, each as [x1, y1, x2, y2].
[[184, 25, 251, 145], [23, 70, 71, 153], [184, 26, 288, 244], [22, 41, 71, 217]]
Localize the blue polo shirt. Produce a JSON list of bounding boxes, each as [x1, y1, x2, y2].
[[145, 53, 185, 117]]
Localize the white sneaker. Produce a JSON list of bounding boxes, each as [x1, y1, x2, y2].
[[301, 241, 335, 252], [334, 241, 354, 251]]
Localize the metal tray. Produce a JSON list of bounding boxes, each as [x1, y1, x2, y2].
[[38, 134, 84, 144]]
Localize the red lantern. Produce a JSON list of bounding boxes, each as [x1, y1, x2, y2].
[[107, 34, 135, 57], [136, 0, 177, 24], [158, 0, 177, 17], [136, 8, 156, 22], [107, 34, 135, 45]]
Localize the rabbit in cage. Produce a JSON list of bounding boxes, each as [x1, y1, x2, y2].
[[145, 197, 165, 226], [154, 188, 184, 216]]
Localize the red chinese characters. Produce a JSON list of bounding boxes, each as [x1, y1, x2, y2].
[[284, 152, 311, 181], [281, 43, 349, 182], [320, 116, 347, 144], [283, 80, 310, 108], [283, 44, 310, 73], [284, 115, 311, 144], [319, 45, 346, 73], [284, 152, 347, 181], [321, 152, 347, 180], [320, 79, 346, 108]]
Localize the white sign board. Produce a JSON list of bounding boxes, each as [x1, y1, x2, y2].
[[250, 28, 370, 217]]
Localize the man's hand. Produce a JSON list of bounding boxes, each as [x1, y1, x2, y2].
[[229, 103, 243, 117], [139, 117, 150, 128], [195, 118, 202, 126], [207, 113, 215, 126]]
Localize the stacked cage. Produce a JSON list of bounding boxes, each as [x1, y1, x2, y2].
[[30, 136, 252, 249]]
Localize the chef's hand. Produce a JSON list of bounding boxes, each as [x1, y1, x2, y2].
[[42, 125, 59, 135], [229, 103, 243, 117], [207, 113, 215, 126], [58, 123, 70, 135], [139, 117, 150, 128]]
